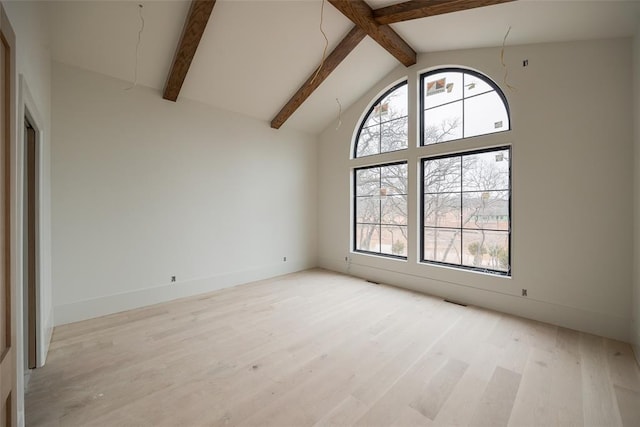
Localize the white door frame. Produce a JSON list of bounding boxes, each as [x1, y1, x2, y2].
[[16, 76, 48, 427]]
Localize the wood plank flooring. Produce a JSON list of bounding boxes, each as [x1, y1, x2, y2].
[[25, 269, 640, 426]]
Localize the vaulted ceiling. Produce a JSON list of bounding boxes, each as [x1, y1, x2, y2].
[[48, 0, 640, 134]]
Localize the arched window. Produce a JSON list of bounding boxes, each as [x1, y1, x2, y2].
[[419, 69, 511, 275], [353, 81, 409, 258], [354, 81, 408, 158], [420, 68, 510, 145], [351, 68, 511, 275]]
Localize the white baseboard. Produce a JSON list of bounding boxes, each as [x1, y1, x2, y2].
[[319, 256, 631, 343], [54, 261, 312, 326], [54, 256, 633, 346]]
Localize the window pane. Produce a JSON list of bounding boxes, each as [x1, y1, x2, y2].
[[420, 69, 510, 148], [355, 223, 380, 253], [462, 149, 510, 192], [355, 197, 380, 224], [381, 226, 407, 256], [381, 195, 407, 225], [363, 109, 382, 128], [424, 71, 463, 109], [463, 73, 494, 97], [421, 147, 510, 275], [381, 163, 407, 195], [462, 230, 509, 272], [424, 193, 461, 228], [380, 83, 408, 119], [356, 125, 380, 157], [424, 101, 463, 145], [356, 168, 380, 197], [356, 82, 408, 158], [423, 228, 461, 264], [465, 91, 509, 138], [354, 162, 408, 259], [462, 191, 509, 231], [380, 117, 408, 153], [424, 157, 461, 193]]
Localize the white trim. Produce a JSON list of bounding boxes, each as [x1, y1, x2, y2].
[[19, 74, 51, 366], [319, 256, 631, 343], [54, 261, 312, 325]]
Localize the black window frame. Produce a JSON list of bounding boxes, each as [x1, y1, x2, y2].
[[353, 161, 408, 260], [354, 80, 409, 159], [420, 146, 512, 276], [419, 68, 511, 146]]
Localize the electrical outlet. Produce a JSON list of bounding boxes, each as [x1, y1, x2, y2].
[[283, 256, 287, 262], [171, 276, 176, 283], [523, 59, 529, 67], [522, 289, 527, 297]]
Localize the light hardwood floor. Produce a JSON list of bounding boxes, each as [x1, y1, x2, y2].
[[26, 269, 640, 426]]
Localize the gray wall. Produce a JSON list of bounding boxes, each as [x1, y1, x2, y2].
[[52, 62, 318, 324]]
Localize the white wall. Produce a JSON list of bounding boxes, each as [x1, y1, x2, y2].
[[633, 21, 640, 361], [52, 62, 317, 324], [2, 1, 53, 425], [318, 38, 634, 342]]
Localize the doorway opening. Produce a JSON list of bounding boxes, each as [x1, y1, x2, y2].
[[23, 116, 39, 372]]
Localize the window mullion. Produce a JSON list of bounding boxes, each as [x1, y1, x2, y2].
[[379, 169, 382, 253], [378, 121, 382, 157], [459, 155, 463, 268], [462, 73, 465, 139]]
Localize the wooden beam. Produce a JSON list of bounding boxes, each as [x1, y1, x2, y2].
[[271, 26, 366, 130], [373, 0, 515, 25], [328, 0, 416, 67], [163, 0, 216, 102]]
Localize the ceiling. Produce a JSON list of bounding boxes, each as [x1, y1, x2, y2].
[[47, 0, 640, 134]]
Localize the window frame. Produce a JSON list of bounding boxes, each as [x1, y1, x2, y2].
[[353, 161, 408, 260], [353, 80, 409, 159], [350, 67, 512, 273], [419, 68, 511, 146], [420, 146, 512, 276]]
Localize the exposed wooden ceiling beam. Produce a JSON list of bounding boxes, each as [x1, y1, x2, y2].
[[373, 0, 516, 25], [272, 0, 514, 130], [328, 0, 416, 67], [163, 0, 216, 102], [271, 26, 366, 129]]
